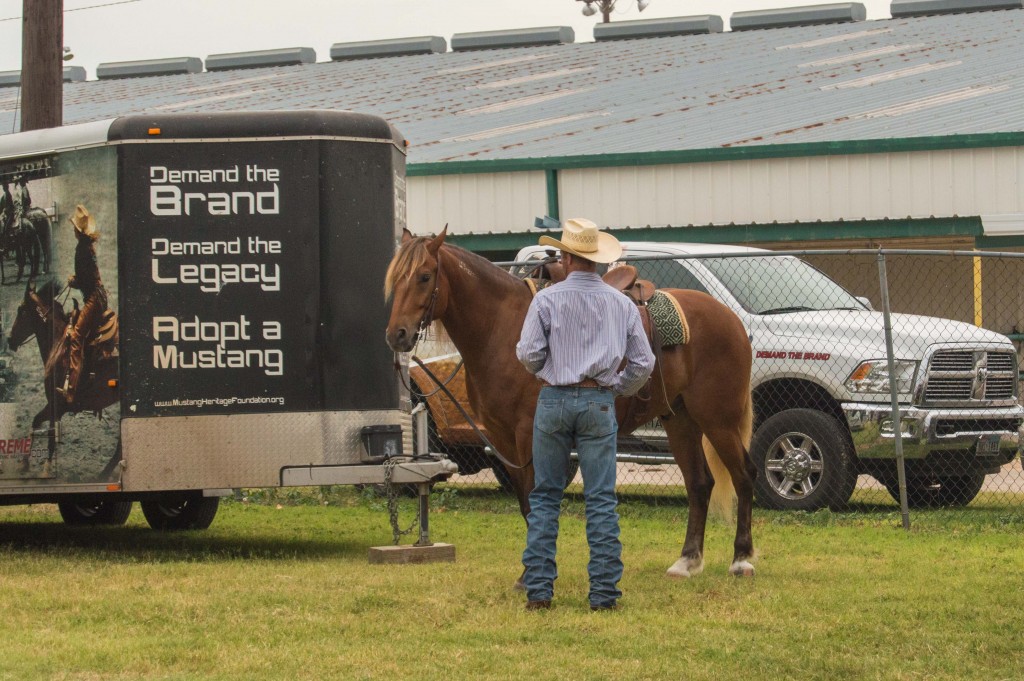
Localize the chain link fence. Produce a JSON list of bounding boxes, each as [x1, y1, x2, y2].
[[410, 248, 1024, 519]]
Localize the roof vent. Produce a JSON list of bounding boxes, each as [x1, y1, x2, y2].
[[206, 47, 315, 71], [731, 3, 867, 31], [96, 57, 203, 80], [890, 0, 1023, 17], [63, 66, 87, 82], [594, 15, 724, 41], [450, 26, 574, 51], [0, 65, 88, 87], [330, 36, 447, 61]]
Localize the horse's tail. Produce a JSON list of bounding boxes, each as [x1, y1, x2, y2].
[[705, 390, 754, 522]]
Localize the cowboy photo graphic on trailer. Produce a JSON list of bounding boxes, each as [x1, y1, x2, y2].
[[0, 148, 121, 483]]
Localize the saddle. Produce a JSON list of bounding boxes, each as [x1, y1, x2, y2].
[[523, 262, 683, 345], [523, 261, 686, 428], [525, 261, 657, 303], [68, 308, 120, 362], [602, 264, 657, 305], [92, 310, 119, 356]]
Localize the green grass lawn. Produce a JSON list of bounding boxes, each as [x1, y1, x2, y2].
[[1, 487, 1022, 681]]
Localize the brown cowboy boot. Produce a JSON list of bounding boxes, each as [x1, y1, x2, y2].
[[62, 326, 85, 405]]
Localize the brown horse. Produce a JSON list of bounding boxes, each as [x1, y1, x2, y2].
[[8, 278, 119, 465], [385, 229, 757, 579]]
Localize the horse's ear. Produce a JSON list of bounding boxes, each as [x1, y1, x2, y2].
[[401, 228, 415, 244], [426, 225, 448, 256]]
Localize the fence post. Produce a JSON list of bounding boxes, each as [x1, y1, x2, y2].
[[877, 251, 911, 530]]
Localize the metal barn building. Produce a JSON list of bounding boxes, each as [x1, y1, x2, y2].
[[2, 0, 1024, 258]]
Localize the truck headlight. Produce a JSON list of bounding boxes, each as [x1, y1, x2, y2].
[[845, 360, 918, 394]]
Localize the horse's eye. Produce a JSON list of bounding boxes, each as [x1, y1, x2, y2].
[[419, 273, 431, 284]]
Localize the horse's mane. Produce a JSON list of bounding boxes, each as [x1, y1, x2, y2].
[[385, 236, 521, 300], [385, 238, 429, 301], [34, 277, 62, 303]]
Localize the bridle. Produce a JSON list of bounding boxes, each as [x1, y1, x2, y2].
[[414, 250, 442, 342], [396, 246, 459, 400], [12, 282, 71, 349]]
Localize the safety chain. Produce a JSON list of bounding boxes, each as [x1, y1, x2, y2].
[[383, 456, 420, 545]]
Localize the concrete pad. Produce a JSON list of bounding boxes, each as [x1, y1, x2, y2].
[[368, 543, 456, 564]]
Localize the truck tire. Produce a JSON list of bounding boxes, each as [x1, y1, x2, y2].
[[751, 409, 858, 511], [492, 459, 580, 494], [141, 493, 219, 531], [883, 472, 985, 508], [57, 499, 133, 526]]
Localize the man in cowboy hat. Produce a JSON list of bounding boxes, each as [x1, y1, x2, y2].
[[516, 217, 655, 612], [60, 204, 108, 404]]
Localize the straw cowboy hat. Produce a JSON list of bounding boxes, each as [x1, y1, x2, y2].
[[69, 204, 97, 238], [538, 217, 622, 264]]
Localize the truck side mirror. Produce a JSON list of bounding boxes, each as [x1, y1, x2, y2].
[[856, 296, 873, 311]]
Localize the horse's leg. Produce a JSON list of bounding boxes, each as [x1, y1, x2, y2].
[[40, 220, 51, 273], [662, 412, 714, 579], [31, 402, 49, 430], [28, 232, 41, 278], [702, 422, 757, 577], [14, 238, 24, 282], [490, 421, 536, 591]]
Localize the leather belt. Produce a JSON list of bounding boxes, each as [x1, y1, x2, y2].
[[542, 378, 603, 389]]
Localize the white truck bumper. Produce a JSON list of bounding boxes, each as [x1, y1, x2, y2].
[[842, 403, 1024, 460]]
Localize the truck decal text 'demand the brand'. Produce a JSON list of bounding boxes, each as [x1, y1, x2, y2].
[[756, 350, 832, 361]]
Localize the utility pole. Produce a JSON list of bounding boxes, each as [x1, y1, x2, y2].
[[21, 0, 63, 131]]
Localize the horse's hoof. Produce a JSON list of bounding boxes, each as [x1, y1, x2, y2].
[[729, 560, 755, 577], [665, 557, 703, 579]]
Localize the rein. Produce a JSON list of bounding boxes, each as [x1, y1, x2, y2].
[[408, 355, 525, 471]]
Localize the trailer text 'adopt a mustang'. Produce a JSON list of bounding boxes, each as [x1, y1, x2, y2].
[[0, 111, 453, 530]]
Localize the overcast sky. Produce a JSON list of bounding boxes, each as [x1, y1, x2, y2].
[[0, 0, 895, 77]]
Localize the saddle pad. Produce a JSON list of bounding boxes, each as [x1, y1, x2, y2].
[[648, 290, 690, 347]]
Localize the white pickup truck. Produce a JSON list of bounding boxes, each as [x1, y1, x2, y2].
[[510, 242, 1024, 511]]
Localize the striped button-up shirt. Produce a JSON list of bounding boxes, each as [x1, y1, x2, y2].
[[516, 271, 656, 396]]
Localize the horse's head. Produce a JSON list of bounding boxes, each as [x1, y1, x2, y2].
[[8, 280, 42, 351], [384, 227, 449, 352]]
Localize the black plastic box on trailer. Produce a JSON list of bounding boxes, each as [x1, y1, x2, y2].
[[0, 111, 452, 529]]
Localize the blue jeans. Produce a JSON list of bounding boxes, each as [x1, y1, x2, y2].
[[522, 386, 622, 607]]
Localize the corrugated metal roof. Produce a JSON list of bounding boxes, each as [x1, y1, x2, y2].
[[3, 9, 1024, 164]]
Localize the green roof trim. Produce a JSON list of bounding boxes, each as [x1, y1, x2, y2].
[[407, 133, 1024, 176], [976, 234, 1024, 248], [446, 217, 983, 252]]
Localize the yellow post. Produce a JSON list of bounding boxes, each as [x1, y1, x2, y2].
[[973, 252, 983, 327]]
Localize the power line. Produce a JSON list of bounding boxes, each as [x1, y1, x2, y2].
[[0, 0, 143, 23]]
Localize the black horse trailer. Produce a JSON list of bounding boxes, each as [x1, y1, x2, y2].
[[0, 111, 452, 530]]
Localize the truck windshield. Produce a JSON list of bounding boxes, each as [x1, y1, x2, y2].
[[700, 256, 865, 314]]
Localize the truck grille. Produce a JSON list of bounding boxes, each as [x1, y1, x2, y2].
[[923, 349, 1018, 404]]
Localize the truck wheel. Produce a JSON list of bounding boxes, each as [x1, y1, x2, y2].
[[141, 494, 219, 531], [751, 409, 857, 511], [492, 459, 580, 494], [883, 473, 985, 508], [58, 499, 133, 526]]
